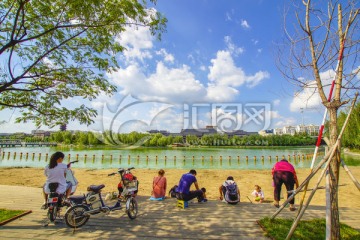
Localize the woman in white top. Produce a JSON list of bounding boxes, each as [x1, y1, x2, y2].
[[42, 152, 72, 208]]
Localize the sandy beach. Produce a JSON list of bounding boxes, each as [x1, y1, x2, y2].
[[0, 166, 359, 207]]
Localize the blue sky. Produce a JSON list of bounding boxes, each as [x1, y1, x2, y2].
[[0, 0, 338, 134]]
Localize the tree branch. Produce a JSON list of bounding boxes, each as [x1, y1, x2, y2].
[[305, 0, 329, 104], [0, 1, 15, 25], [0, 28, 88, 92]]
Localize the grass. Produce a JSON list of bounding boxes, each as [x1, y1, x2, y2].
[[0, 209, 27, 223], [258, 217, 360, 240]]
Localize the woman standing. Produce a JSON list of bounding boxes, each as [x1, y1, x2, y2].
[[272, 159, 299, 211], [150, 169, 167, 200]]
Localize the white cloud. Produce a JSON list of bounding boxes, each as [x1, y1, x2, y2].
[[115, 25, 153, 62], [226, 12, 232, 21], [224, 36, 244, 56], [273, 99, 281, 106], [241, 19, 250, 29], [208, 50, 269, 88], [290, 69, 335, 112], [187, 54, 195, 65], [265, 110, 281, 119], [107, 62, 207, 103], [252, 39, 259, 45], [155, 48, 174, 63], [275, 118, 297, 127], [206, 84, 239, 102], [149, 108, 184, 132]]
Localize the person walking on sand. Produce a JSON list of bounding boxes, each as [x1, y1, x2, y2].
[[176, 169, 206, 202], [272, 158, 299, 211], [150, 169, 167, 200]]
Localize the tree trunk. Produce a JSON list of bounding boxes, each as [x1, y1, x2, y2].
[[328, 107, 341, 239]]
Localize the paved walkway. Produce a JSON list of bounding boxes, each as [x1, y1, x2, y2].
[[0, 185, 359, 239]]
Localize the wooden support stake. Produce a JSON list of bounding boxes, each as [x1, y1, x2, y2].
[[341, 159, 360, 191]]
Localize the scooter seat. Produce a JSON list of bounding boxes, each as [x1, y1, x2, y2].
[[69, 195, 86, 204], [87, 184, 105, 193]]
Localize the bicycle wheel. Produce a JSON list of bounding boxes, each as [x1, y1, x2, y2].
[[126, 197, 138, 220], [47, 206, 57, 222], [64, 205, 90, 228]]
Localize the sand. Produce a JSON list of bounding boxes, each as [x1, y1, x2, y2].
[[0, 166, 359, 207]]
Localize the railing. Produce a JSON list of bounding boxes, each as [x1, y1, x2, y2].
[[0, 151, 325, 169]]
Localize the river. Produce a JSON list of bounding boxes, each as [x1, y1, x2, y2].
[[0, 146, 358, 170]]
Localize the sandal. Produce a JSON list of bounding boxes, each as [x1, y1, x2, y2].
[[289, 207, 297, 211], [273, 203, 280, 208]]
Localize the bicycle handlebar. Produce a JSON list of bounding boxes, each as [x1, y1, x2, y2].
[[67, 160, 79, 167], [109, 167, 135, 176]]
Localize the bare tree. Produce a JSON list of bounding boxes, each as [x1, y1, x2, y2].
[[278, 0, 359, 238]]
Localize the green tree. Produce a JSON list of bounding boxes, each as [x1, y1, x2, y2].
[[0, 0, 166, 127], [185, 135, 199, 145], [171, 136, 184, 144], [51, 131, 63, 143], [338, 102, 360, 149], [61, 131, 73, 144]]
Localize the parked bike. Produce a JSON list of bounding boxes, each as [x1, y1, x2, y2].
[[46, 160, 79, 222], [64, 167, 139, 228]]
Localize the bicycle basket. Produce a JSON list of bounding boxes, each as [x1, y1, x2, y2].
[[124, 180, 138, 192]]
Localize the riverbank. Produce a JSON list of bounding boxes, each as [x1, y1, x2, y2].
[[0, 167, 359, 207]]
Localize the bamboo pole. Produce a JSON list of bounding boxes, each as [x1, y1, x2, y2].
[[341, 159, 360, 191]]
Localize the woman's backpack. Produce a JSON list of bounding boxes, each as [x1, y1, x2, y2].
[[224, 181, 239, 204]]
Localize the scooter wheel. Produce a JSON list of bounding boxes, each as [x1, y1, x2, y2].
[[47, 207, 57, 222], [126, 197, 138, 220], [64, 205, 89, 228]]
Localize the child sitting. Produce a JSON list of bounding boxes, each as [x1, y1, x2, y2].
[[251, 185, 265, 203], [200, 187, 208, 202]]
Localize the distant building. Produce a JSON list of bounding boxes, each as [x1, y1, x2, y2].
[[282, 126, 296, 135], [149, 126, 256, 138], [0, 133, 12, 137], [227, 129, 257, 137], [258, 129, 274, 136], [271, 124, 320, 136], [179, 126, 217, 137], [147, 130, 170, 136], [31, 130, 51, 139], [296, 125, 306, 134], [273, 128, 283, 135], [306, 124, 320, 136]]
